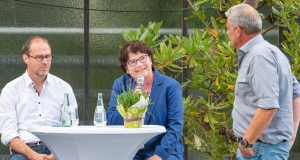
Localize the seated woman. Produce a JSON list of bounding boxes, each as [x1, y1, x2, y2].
[[106, 40, 184, 160]]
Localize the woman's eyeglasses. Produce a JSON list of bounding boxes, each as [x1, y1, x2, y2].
[[127, 55, 147, 67]]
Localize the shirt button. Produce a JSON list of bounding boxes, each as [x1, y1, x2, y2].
[[39, 114, 41, 116], [38, 102, 40, 104]]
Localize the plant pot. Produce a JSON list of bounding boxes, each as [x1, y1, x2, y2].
[[124, 117, 143, 128]]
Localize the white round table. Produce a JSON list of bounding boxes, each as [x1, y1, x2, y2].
[[27, 125, 166, 160]]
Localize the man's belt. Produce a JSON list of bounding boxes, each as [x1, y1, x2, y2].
[[26, 141, 43, 148], [237, 138, 287, 144], [237, 138, 262, 143]]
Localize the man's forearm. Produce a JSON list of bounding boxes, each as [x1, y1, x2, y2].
[[290, 96, 300, 149], [9, 137, 36, 159], [243, 108, 277, 144]]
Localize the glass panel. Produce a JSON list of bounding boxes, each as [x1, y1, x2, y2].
[[88, 0, 182, 124]]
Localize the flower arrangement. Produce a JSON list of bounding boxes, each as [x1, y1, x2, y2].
[[116, 88, 150, 128]]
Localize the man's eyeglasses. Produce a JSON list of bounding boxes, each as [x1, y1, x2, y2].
[[127, 55, 148, 67], [26, 54, 54, 62]]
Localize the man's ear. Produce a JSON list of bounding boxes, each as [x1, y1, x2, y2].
[[236, 26, 242, 38], [23, 54, 28, 64]]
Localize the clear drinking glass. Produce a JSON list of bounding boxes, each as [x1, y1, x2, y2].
[[71, 108, 79, 126]]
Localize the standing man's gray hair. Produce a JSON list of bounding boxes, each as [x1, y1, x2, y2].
[[225, 3, 262, 34]]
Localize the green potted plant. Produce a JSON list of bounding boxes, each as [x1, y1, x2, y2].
[[116, 88, 150, 128]]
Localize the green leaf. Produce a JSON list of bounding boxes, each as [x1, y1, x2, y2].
[[272, 6, 281, 17]]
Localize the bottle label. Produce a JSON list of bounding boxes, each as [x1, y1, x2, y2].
[[94, 106, 106, 127], [65, 106, 71, 113], [62, 106, 71, 127], [96, 107, 103, 113]]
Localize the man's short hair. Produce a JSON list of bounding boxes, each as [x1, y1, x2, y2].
[[22, 36, 50, 55], [225, 3, 262, 34]]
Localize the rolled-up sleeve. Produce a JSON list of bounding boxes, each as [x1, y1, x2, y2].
[[0, 85, 19, 146], [250, 54, 279, 109]]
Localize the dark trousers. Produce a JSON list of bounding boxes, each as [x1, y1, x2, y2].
[[9, 144, 51, 160]]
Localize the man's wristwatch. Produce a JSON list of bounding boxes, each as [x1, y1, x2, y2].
[[240, 139, 253, 148]]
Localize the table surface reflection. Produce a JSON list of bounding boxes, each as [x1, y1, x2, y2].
[[27, 125, 166, 160]]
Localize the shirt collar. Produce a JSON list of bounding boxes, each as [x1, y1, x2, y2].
[[237, 34, 264, 68], [239, 34, 264, 53], [24, 70, 50, 87]]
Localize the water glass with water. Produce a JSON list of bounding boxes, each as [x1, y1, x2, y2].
[[71, 108, 79, 126]]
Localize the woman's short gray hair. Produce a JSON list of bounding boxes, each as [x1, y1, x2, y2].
[[225, 3, 262, 34]]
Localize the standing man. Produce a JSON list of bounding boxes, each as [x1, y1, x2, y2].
[[0, 36, 77, 160], [225, 3, 300, 159]]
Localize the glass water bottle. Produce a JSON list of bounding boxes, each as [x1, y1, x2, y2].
[[61, 93, 71, 127], [94, 93, 107, 127]]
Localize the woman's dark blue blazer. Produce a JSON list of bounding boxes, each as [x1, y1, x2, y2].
[[106, 68, 184, 159]]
